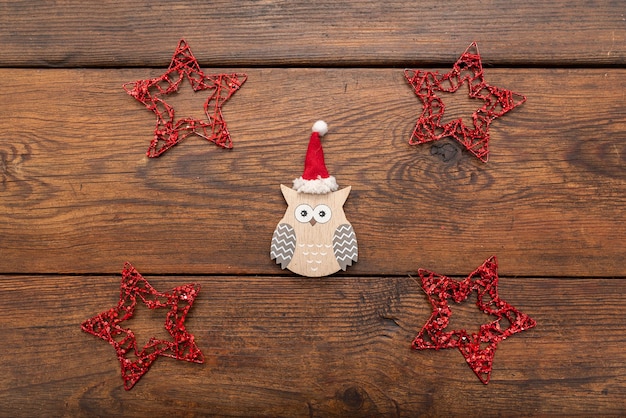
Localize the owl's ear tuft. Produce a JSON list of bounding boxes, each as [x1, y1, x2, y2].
[[280, 184, 298, 204], [333, 186, 351, 206]]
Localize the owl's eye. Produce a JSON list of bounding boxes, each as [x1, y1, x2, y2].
[[294, 204, 314, 223], [313, 204, 332, 224]]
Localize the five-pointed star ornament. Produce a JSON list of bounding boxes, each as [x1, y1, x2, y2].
[[404, 42, 526, 162], [123, 39, 247, 157], [81, 263, 204, 390], [412, 256, 536, 384]]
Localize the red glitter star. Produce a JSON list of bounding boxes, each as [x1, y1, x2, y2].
[[81, 263, 204, 390], [404, 42, 526, 162], [124, 39, 247, 157], [413, 256, 536, 384]]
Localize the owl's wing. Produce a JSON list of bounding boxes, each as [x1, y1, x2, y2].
[[333, 223, 358, 271], [270, 223, 296, 269]]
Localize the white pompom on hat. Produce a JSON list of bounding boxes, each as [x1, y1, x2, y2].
[[292, 120, 339, 194]]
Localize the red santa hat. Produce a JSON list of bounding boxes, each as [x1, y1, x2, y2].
[[292, 120, 339, 194]]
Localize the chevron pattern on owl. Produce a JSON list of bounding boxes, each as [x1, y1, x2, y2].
[[333, 224, 358, 270], [270, 223, 296, 269]]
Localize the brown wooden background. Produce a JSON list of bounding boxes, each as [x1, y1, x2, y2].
[[1, 1, 625, 416]]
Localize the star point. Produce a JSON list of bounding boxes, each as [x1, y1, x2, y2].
[[81, 262, 203, 390], [404, 42, 526, 162], [412, 256, 536, 384], [124, 39, 247, 157]]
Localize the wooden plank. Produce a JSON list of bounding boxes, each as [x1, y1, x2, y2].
[[0, 68, 624, 276], [0, 1, 624, 67], [0, 274, 624, 416]]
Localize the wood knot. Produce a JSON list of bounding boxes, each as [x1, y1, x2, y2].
[[341, 386, 365, 410], [0, 143, 32, 191], [430, 141, 460, 163]]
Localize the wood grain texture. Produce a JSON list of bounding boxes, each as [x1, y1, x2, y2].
[[0, 274, 624, 416], [1, 1, 625, 414], [0, 68, 624, 276], [0, 0, 624, 67]]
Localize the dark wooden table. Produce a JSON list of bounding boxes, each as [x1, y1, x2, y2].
[[1, 1, 625, 416]]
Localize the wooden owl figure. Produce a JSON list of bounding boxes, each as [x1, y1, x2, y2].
[[270, 120, 358, 277], [272, 184, 358, 277]]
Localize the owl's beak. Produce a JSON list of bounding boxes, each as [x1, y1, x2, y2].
[[309, 219, 317, 226]]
